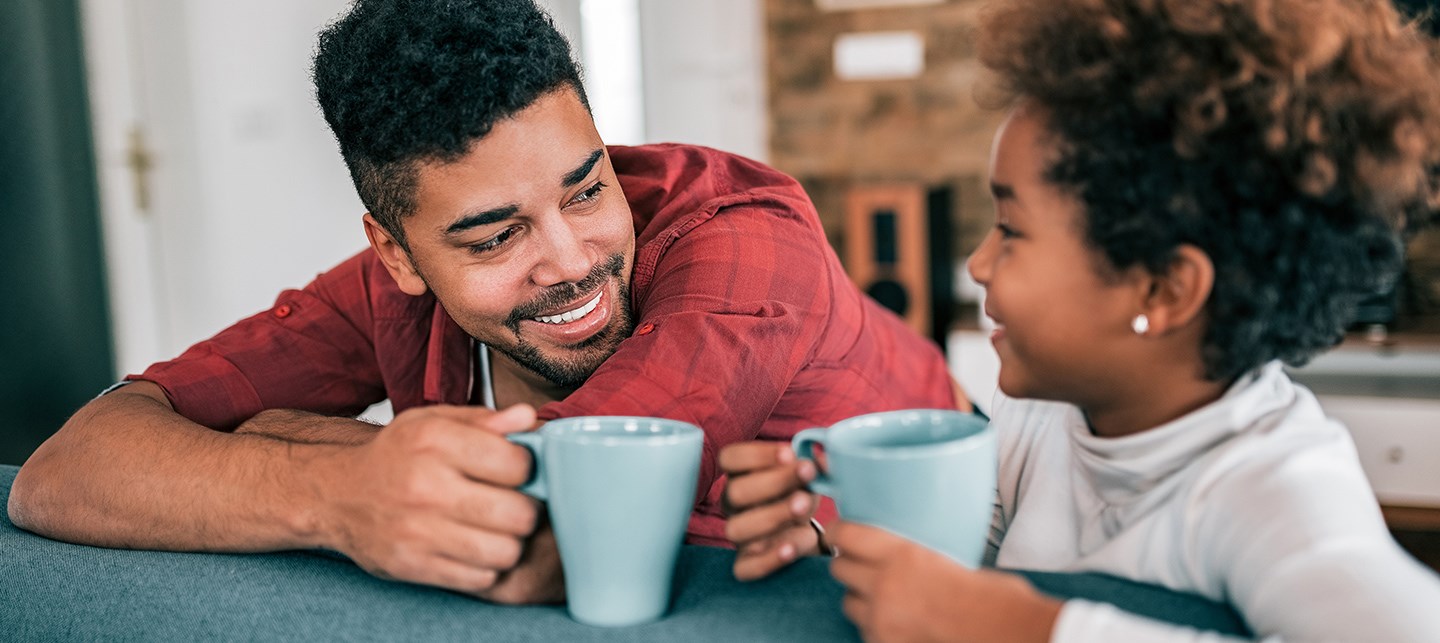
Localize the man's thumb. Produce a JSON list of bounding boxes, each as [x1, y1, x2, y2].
[[481, 403, 538, 434]]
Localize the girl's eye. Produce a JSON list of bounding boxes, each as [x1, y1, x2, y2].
[[569, 181, 607, 206], [996, 223, 1020, 240], [468, 226, 519, 255]]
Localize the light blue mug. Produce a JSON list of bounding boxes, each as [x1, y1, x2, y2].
[[508, 416, 703, 627], [792, 409, 996, 567]]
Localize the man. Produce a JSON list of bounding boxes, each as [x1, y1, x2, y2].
[[8, 0, 959, 604]]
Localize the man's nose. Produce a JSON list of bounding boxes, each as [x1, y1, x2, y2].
[[531, 219, 593, 286]]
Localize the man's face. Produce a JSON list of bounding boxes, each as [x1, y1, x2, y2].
[[368, 88, 637, 388]]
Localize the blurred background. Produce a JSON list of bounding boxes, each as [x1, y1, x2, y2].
[[2, 0, 1438, 568]]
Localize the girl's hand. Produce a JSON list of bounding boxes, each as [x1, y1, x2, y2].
[[718, 441, 824, 580], [828, 521, 1063, 643]]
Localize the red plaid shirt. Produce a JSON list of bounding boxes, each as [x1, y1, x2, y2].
[[132, 144, 957, 545]]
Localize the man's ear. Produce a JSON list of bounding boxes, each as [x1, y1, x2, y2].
[[1139, 244, 1214, 335], [363, 213, 429, 296]]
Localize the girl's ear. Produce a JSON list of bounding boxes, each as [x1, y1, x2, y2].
[[363, 214, 430, 296], [1140, 244, 1214, 335]]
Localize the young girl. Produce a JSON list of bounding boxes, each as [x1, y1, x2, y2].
[[719, 0, 1440, 640]]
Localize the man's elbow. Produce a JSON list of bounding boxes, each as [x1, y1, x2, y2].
[[7, 458, 48, 532], [6, 437, 76, 535]]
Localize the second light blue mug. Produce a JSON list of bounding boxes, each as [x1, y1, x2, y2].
[[508, 416, 702, 627], [792, 409, 996, 567]]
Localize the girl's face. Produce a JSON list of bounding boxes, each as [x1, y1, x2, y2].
[[967, 106, 1147, 407]]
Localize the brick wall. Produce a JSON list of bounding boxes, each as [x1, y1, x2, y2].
[[764, 0, 1001, 259], [763, 0, 1440, 326]]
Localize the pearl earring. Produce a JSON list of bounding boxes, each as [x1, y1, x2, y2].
[[1131, 314, 1150, 335]]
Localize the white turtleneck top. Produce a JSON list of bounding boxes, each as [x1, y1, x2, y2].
[[986, 362, 1440, 642]]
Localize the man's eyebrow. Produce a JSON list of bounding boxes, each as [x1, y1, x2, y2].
[[444, 204, 520, 236], [990, 181, 1015, 200], [561, 148, 605, 188]]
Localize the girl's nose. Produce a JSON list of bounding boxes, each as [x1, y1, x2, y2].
[[967, 229, 998, 287]]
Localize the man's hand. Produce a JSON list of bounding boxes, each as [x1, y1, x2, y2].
[[315, 403, 554, 600], [718, 441, 824, 581], [478, 516, 565, 604], [828, 521, 1062, 643]]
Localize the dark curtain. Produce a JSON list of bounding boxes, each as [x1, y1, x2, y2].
[[0, 0, 115, 465]]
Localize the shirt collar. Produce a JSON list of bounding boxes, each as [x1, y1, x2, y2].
[[1066, 361, 1295, 503]]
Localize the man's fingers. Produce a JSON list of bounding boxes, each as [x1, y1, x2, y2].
[[403, 555, 502, 597], [718, 441, 794, 475], [724, 461, 815, 512], [477, 404, 539, 434], [446, 483, 541, 537], [412, 404, 538, 434], [429, 523, 529, 571], [725, 491, 814, 545], [407, 416, 533, 487]]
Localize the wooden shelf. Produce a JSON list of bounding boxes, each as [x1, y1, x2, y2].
[[1383, 505, 1440, 531]]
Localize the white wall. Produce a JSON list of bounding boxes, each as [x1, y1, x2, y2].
[[171, 0, 366, 345], [638, 0, 769, 161], [84, 0, 363, 376]]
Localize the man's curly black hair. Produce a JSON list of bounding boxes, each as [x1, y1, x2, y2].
[[313, 0, 587, 248], [977, 0, 1440, 381]]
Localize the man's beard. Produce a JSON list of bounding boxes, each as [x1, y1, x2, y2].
[[499, 252, 634, 388]]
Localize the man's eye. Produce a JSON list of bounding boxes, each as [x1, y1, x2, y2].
[[570, 181, 607, 206], [468, 226, 519, 254]]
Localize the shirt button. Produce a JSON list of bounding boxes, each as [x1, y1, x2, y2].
[[274, 304, 293, 319], [636, 322, 655, 336]]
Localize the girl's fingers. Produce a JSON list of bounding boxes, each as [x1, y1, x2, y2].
[[718, 441, 793, 475], [841, 591, 873, 632], [725, 490, 814, 545], [827, 520, 903, 563], [724, 460, 816, 513], [732, 524, 818, 581], [829, 554, 879, 597]]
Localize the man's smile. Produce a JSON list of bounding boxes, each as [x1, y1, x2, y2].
[[502, 252, 630, 350], [519, 285, 615, 346], [531, 290, 603, 325]]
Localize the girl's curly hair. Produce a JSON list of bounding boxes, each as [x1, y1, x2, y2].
[[978, 0, 1440, 381]]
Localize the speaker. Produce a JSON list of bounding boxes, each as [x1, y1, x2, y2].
[[844, 183, 955, 348]]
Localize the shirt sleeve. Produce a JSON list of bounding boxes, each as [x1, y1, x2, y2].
[[1051, 433, 1440, 643], [128, 254, 388, 429], [1186, 434, 1440, 643], [1050, 423, 1440, 643], [1052, 600, 1258, 643], [537, 200, 833, 503]]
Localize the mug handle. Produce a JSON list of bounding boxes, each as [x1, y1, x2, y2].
[[506, 432, 547, 500], [790, 428, 836, 497]]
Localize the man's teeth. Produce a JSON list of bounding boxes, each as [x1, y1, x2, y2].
[[533, 292, 603, 325]]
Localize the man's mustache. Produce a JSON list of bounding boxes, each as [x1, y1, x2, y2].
[[506, 253, 626, 328]]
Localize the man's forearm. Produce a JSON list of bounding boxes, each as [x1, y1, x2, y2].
[[235, 408, 382, 445], [8, 383, 347, 553]]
